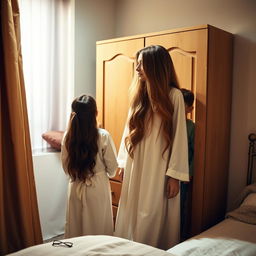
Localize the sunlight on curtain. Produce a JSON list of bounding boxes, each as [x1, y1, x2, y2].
[[1, 0, 43, 253], [19, 0, 74, 151]]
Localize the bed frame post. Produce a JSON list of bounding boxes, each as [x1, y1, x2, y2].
[[247, 133, 256, 185]]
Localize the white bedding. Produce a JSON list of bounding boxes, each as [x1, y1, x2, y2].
[[167, 237, 256, 256], [8, 235, 174, 256], [168, 188, 256, 256], [167, 218, 256, 256]]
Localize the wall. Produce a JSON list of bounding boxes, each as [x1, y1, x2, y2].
[[75, 0, 256, 210], [33, 152, 68, 240], [75, 0, 116, 97]]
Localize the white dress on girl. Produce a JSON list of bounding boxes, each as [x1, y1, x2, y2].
[[114, 88, 189, 249], [61, 128, 118, 238]]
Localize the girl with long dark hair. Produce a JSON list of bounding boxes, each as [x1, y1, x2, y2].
[[61, 94, 118, 238]]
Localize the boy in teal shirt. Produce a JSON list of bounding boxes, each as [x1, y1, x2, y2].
[[180, 88, 195, 241]]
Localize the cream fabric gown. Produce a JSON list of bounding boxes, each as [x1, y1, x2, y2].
[[61, 128, 118, 238], [115, 88, 189, 250]]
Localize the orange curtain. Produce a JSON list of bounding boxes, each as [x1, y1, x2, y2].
[[0, 0, 43, 255]]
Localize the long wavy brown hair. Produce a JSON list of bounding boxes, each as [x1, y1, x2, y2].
[[64, 95, 99, 182], [125, 45, 179, 158]]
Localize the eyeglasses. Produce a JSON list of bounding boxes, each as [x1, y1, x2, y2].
[[52, 240, 73, 248]]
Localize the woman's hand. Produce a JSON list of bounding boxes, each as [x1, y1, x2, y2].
[[166, 177, 179, 199], [118, 168, 124, 181]]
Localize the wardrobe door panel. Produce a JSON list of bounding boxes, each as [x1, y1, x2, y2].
[[146, 29, 207, 121], [203, 27, 233, 229], [96, 39, 144, 149]]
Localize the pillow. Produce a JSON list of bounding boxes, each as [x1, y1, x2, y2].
[[42, 131, 65, 150], [241, 193, 256, 207]]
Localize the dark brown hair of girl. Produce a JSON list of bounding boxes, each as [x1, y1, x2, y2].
[[64, 94, 99, 182], [125, 45, 179, 158]]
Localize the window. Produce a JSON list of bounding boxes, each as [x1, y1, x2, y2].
[[20, 0, 74, 151]]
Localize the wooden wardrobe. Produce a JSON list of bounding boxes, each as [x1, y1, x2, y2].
[[96, 24, 233, 236]]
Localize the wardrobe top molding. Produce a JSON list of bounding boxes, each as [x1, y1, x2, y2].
[[96, 24, 231, 45]]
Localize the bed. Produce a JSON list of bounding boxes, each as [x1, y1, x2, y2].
[[8, 133, 256, 256], [8, 187, 256, 256], [8, 235, 174, 256], [167, 133, 256, 256], [167, 184, 256, 256]]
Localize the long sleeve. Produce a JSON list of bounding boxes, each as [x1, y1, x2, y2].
[[166, 89, 190, 182], [61, 132, 68, 174], [102, 132, 118, 178], [117, 112, 130, 168]]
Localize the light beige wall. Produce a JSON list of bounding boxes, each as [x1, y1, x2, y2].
[[114, 0, 256, 211], [75, 0, 116, 97]]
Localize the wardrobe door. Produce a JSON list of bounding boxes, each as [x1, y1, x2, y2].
[[146, 29, 208, 235], [96, 39, 144, 149]]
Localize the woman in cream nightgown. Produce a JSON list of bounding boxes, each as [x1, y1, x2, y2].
[[114, 45, 189, 250], [61, 95, 118, 238]]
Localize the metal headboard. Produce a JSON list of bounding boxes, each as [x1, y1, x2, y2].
[[247, 133, 256, 185]]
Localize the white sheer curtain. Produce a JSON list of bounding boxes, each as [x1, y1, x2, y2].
[[19, 0, 74, 151]]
